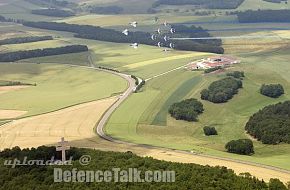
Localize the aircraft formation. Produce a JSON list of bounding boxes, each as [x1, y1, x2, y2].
[[123, 20, 176, 52]]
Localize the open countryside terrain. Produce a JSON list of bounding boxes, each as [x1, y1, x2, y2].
[[0, 63, 127, 118], [1, 0, 290, 185]]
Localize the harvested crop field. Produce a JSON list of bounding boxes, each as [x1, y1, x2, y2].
[[0, 109, 27, 119], [0, 97, 117, 150]]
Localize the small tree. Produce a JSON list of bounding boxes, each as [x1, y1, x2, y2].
[[260, 84, 284, 98], [225, 139, 254, 155], [203, 126, 218, 136]]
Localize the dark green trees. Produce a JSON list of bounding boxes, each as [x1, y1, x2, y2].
[[22, 22, 224, 54], [245, 101, 290, 144], [269, 179, 288, 190], [0, 45, 88, 62], [226, 71, 245, 79], [203, 126, 218, 136], [0, 36, 53, 45], [201, 77, 243, 103], [0, 146, 273, 189], [225, 139, 254, 155], [260, 84, 284, 98], [169, 98, 204, 121], [237, 9, 290, 23]]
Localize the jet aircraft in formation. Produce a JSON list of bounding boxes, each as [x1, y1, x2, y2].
[[124, 20, 175, 51]]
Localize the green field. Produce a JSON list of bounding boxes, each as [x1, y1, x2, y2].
[[0, 63, 127, 118], [238, 0, 290, 10], [2, 0, 290, 171], [106, 45, 290, 170], [0, 0, 64, 21]]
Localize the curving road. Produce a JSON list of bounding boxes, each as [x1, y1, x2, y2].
[[92, 64, 290, 183]]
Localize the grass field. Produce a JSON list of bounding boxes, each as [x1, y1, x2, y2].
[[238, 0, 290, 10], [106, 45, 290, 170], [0, 0, 64, 21], [2, 0, 290, 172], [0, 63, 127, 118], [0, 39, 73, 53]]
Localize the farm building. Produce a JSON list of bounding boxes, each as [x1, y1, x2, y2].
[[187, 55, 240, 70]]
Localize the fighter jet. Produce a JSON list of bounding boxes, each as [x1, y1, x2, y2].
[[122, 29, 129, 36], [164, 35, 169, 42], [157, 28, 162, 34], [157, 42, 162, 48], [151, 34, 157, 40], [129, 21, 138, 28], [130, 43, 139, 49], [169, 43, 175, 49], [170, 28, 176, 34]]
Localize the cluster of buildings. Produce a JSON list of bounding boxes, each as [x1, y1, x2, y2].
[[187, 55, 240, 70]]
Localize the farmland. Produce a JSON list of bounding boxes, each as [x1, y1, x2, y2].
[[1, 0, 290, 178], [0, 63, 127, 118]]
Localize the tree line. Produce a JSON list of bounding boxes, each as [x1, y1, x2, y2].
[[169, 98, 204, 121], [0, 146, 284, 189], [0, 36, 53, 45], [245, 101, 290, 145], [262, 0, 288, 3], [89, 5, 124, 14], [22, 21, 224, 54], [31, 9, 75, 17], [152, 0, 245, 9], [237, 10, 290, 23], [0, 80, 35, 86], [201, 77, 243, 103], [0, 45, 88, 62]]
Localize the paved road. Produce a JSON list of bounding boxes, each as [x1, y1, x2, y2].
[[16, 61, 290, 182], [91, 65, 290, 182]]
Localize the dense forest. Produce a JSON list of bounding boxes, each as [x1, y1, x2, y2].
[[245, 101, 290, 144], [237, 10, 290, 23], [89, 6, 124, 14], [0, 45, 88, 62], [225, 139, 254, 155], [22, 21, 224, 54], [260, 84, 284, 98], [152, 0, 245, 9], [0, 36, 53, 45], [0, 146, 283, 189], [201, 77, 243, 103], [31, 9, 75, 17], [169, 98, 204, 121]]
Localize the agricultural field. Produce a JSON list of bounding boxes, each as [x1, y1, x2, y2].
[[0, 97, 117, 150], [238, 0, 290, 10], [0, 63, 127, 119], [1, 0, 290, 175], [105, 32, 290, 170], [0, 0, 64, 21]]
